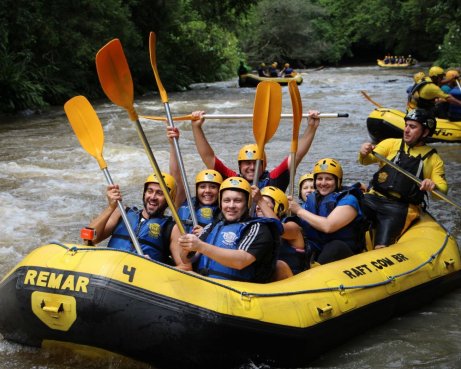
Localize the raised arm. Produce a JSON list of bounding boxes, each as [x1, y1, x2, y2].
[[167, 126, 186, 208], [190, 110, 216, 169], [88, 184, 122, 243], [292, 110, 320, 169]]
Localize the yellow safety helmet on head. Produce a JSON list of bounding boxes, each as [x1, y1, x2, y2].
[[219, 176, 252, 208], [429, 66, 444, 77], [313, 158, 343, 190], [260, 186, 288, 218], [445, 69, 460, 81], [144, 172, 177, 201], [238, 144, 267, 170], [413, 71, 425, 83], [195, 169, 223, 186], [298, 172, 314, 199], [284, 63, 290, 68]]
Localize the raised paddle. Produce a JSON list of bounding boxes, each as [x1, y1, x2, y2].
[[95, 38, 186, 234], [140, 113, 349, 121], [288, 80, 302, 199], [64, 95, 144, 255], [149, 31, 198, 228], [360, 91, 384, 108], [252, 81, 282, 186], [372, 151, 461, 210]]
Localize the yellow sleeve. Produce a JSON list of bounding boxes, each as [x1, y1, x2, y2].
[[420, 84, 450, 100], [423, 153, 448, 194], [358, 139, 400, 166]]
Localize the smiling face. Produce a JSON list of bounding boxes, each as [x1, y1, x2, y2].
[[315, 173, 337, 196], [143, 183, 167, 218], [403, 119, 427, 147], [196, 182, 219, 205], [239, 160, 263, 182], [220, 190, 248, 222]]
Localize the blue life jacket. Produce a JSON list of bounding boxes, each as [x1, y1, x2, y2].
[[107, 207, 173, 262], [300, 185, 365, 254], [278, 238, 306, 275], [177, 197, 219, 233], [197, 217, 282, 282], [448, 86, 461, 121]]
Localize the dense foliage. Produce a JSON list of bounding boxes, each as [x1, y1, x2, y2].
[[0, 0, 459, 114]]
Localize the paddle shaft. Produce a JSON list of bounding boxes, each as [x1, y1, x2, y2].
[[102, 168, 144, 255], [360, 91, 383, 108], [141, 113, 348, 122], [149, 32, 197, 227], [163, 103, 198, 227], [372, 151, 461, 210], [133, 116, 187, 234]]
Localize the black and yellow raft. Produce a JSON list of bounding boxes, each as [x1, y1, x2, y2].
[[238, 72, 303, 87], [0, 212, 460, 369], [367, 107, 461, 143]]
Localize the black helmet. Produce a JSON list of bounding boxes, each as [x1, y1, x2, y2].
[[404, 108, 437, 137]]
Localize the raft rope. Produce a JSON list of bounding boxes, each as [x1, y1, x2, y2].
[[49, 223, 453, 300]]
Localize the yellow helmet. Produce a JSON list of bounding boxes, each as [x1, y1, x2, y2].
[[413, 71, 425, 83], [429, 66, 444, 77], [219, 176, 252, 208], [298, 172, 314, 199], [313, 158, 343, 190], [238, 144, 267, 170], [144, 172, 177, 201], [284, 63, 290, 68], [195, 169, 223, 186], [445, 69, 460, 81], [260, 186, 288, 218]]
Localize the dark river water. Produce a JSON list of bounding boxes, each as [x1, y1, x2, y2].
[[1, 65, 461, 368]]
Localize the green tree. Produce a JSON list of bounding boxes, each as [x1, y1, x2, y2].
[[239, 0, 332, 67]]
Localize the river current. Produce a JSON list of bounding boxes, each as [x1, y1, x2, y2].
[[1, 65, 460, 368]]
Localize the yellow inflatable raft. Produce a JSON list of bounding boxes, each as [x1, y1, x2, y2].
[[367, 107, 461, 143], [238, 72, 303, 87], [0, 212, 460, 368], [377, 59, 415, 68]]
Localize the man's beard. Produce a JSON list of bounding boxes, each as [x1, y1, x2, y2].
[[143, 200, 167, 218]]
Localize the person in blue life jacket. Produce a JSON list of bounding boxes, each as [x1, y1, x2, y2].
[[253, 185, 306, 278], [439, 69, 461, 121], [166, 126, 224, 269], [359, 108, 448, 249], [280, 63, 295, 78], [268, 62, 279, 77], [257, 63, 268, 77], [298, 172, 315, 204], [189, 110, 321, 191], [288, 158, 366, 265], [177, 177, 283, 283], [88, 172, 177, 262]]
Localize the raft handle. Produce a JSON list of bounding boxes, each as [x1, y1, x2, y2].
[[444, 259, 455, 268], [41, 300, 64, 317], [317, 304, 333, 316]]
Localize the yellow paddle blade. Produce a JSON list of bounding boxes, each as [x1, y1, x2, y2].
[[289, 80, 302, 153], [96, 39, 138, 121], [149, 32, 169, 104], [64, 96, 107, 169], [252, 81, 282, 157]]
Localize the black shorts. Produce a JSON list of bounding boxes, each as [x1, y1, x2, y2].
[[362, 193, 409, 246]]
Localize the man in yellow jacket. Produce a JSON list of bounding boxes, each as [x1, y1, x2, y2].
[[358, 108, 448, 249], [408, 66, 461, 114]]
